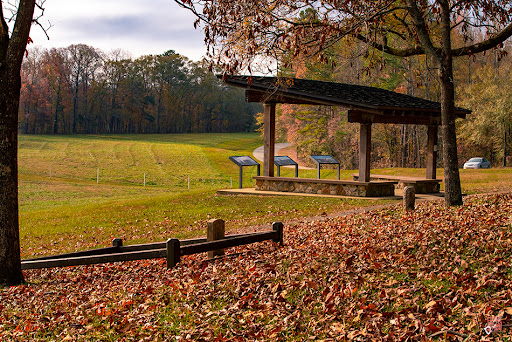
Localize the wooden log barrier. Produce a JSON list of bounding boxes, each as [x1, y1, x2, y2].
[[21, 221, 284, 270], [21, 248, 167, 270]]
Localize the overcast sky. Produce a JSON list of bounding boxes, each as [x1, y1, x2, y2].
[[27, 0, 207, 60]]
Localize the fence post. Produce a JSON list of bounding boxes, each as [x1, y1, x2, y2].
[[166, 238, 181, 269], [403, 186, 416, 212], [207, 219, 225, 259], [112, 238, 123, 248], [272, 222, 284, 245]]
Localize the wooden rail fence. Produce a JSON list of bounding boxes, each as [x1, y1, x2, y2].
[[21, 220, 284, 270]]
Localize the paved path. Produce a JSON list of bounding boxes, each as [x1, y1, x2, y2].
[[253, 143, 314, 170], [252, 143, 290, 162]]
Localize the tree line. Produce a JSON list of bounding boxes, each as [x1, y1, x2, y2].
[[19, 45, 261, 134]]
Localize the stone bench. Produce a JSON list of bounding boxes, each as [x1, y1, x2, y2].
[[254, 176, 397, 197], [351, 174, 441, 194]]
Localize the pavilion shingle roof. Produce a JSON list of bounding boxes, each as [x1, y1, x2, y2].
[[221, 75, 470, 118]]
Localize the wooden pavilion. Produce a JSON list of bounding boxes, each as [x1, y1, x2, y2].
[[222, 76, 470, 197]]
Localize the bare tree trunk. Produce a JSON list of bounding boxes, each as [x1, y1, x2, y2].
[[440, 73, 462, 205], [0, 70, 24, 286], [0, 67, 23, 285], [439, 1, 463, 206], [53, 83, 62, 134], [72, 72, 80, 133], [0, 0, 36, 286]]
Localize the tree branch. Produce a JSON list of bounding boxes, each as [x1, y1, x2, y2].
[[452, 22, 512, 56], [404, 0, 440, 61], [0, 0, 9, 59], [356, 2, 512, 60], [33, 0, 51, 41], [354, 33, 425, 57], [6, 0, 36, 70]]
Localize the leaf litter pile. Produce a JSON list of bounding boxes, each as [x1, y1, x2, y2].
[[2, 192, 512, 341]]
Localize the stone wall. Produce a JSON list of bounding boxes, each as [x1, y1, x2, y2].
[[254, 177, 396, 197], [352, 174, 441, 194]]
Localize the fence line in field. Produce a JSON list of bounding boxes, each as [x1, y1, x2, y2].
[[35, 165, 257, 189]]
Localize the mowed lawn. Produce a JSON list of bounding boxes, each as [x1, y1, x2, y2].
[[18, 133, 512, 259]]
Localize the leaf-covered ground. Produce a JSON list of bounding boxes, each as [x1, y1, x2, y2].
[[2, 192, 512, 341]]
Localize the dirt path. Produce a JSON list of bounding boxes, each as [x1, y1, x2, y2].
[[253, 143, 314, 169]]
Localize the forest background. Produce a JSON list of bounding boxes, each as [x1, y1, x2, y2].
[[19, 46, 261, 135], [19, 29, 512, 169]]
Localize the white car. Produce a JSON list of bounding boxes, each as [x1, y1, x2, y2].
[[463, 157, 491, 169]]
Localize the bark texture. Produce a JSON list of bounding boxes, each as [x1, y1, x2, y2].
[[0, 70, 24, 286], [439, 0, 463, 206], [0, 0, 36, 286]]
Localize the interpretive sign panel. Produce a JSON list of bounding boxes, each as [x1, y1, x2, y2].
[[274, 156, 297, 166], [229, 156, 260, 167], [310, 155, 339, 165], [274, 156, 298, 177], [309, 155, 340, 180], [229, 156, 260, 188]]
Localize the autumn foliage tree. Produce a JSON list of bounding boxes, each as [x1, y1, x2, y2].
[[460, 65, 512, 167], [1, 0, 37, 285], [19, 47, 259, 134], [176, 0, 512, 206]]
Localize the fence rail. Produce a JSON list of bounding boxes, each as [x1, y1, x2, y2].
[[21, 221, 284, 270]]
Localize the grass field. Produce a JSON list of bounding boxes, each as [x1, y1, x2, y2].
[[18, 133, 512, 259], [18, 133, 388, 259]]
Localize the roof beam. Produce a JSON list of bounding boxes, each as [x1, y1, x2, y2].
[[348, 110, 441, 125]]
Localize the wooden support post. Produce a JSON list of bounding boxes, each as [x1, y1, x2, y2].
[[207, 219, 225, 259], [112, 238, 123, 248], [166, 238, 180, 269], [263, 103, 276, 177], [426, 125, 438, 180], [359, 123, 372, 182], [272, 222, 284, 245], [403, 186, 416, 212]]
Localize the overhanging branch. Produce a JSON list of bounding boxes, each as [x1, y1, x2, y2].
[[453, 22, 512, 56], [355, 33, 426, 57]]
